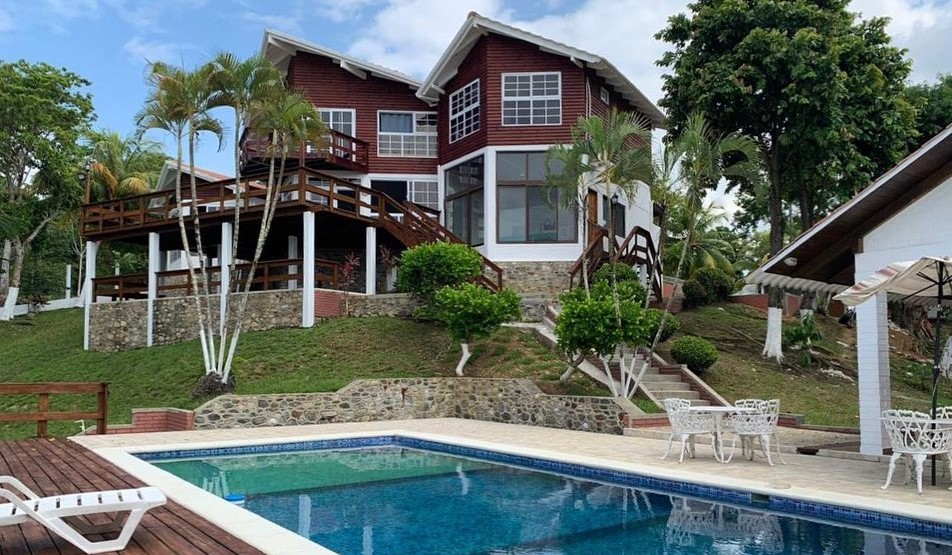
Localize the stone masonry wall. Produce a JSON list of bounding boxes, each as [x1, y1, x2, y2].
[[346, 293, 422, 318], [89, 289, 302, 351], [194, 378, 625, 434], [497, 261, 573, 298]]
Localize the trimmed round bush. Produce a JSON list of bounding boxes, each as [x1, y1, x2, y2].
[[396, 242, 483, 301], [695, 267, 734, 301], [670, 336, 719, 373], [681, 279, 708, 308], [644, 308, 681, 344], [593, 262, 639, 285]]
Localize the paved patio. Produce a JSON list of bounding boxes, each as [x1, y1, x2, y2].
[[73, 418, 952, 554]]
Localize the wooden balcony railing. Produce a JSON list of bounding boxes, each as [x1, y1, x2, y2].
[[569, 225, 662, 300], [0, 382, 108, 438], [242, 129, 369, 172], [93, 258, 340, 301]]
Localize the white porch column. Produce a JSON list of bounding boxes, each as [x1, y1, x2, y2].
[[856, 292, 891, 455], [219, 222, 233, 335], [82, 240, 99, 351], [302, 212, 315, 327], [146, 232, 160, 347], [65, 264, 72, 300], [365, 226, 377, 295], [288, 235, 299, 289]]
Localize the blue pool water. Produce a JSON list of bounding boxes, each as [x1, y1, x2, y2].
[[151, 443, 952, 555]]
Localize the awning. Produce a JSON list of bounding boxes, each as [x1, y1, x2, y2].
[[833, 256, 952, 307]]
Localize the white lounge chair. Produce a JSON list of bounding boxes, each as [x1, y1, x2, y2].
[[0, 475, 166, 554]]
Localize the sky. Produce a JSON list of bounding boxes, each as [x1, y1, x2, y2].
[[2, 0, 951, 214]]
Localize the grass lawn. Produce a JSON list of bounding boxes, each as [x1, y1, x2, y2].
[[0, 309, 604, 439], [657, 303, 952, 427]]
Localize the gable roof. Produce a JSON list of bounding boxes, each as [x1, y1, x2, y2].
[[416, 12, 666, 129], [156, 160, 232, 191], [748, 123, 952, 292], [262, 29, 420, 89]]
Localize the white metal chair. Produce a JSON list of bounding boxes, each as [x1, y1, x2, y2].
[[661, 398, 716, 463], [881, 409, 952, 494], [0, 475, 166, 554], [726, 399, 786, 466], [724, 399, 766, 458]]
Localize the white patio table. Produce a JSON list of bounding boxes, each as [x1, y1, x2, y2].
[[687, 405, 756, 463]]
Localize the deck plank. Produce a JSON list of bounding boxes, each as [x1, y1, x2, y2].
[[0, 439, 265, 555]]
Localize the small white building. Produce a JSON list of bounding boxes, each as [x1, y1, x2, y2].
[[749, 123, 952, 455]]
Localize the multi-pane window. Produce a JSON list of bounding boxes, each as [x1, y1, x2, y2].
[[319, 109, 355, 136], [502, 72, 561, 126], [378, 112, 437, 157], [408, 180, 439, 210], [445, 156, 484, 245], [449, 79, 480, 143], [497, 152, 575, 243]]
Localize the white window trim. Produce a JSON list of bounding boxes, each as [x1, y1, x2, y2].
[[448, 79, 481, 144], [501, 72, 562, 127], [376, 110, 438, 158], [318, 108, 356, 137], [600, 87, 610, 104]]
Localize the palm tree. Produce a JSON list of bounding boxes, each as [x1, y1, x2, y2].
[[218, 90, 325, 383], [138, 62, 223, 375], [85, 130, 166, 201], [546, 108, 653, 292], [627, 113, 761, 398], [663, 201, 735, 278]]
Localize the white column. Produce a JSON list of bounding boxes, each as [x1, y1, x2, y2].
[[288, 235, 299, 289], [219, 222, 233, 335], [482, 148, 497, 259], [302, 212, 315, 327], [365, 226, 377, 295], [82, 240, 99, 351], [65, 264, 72, 300], [146, 232, 160, 347], [856, 292, 891, 455]]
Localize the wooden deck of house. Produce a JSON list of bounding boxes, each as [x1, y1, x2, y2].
[[0, 439, 263, 555]]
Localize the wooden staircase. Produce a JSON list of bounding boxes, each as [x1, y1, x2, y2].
[[569, 224, 662, 300]]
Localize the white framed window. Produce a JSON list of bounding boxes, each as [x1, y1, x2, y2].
[[600, 87, 610, 104], [378, 111, 437, 157], [408, 180, 439, 210], [318, 108, 355, 137], [502, 72, 561, 126], [449, 79, 480, 143]]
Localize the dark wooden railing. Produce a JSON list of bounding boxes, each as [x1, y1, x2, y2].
[[0, 382, 108, 438], [94, 258, 340, 301], [242, 129, 369, 172], [568, 225, 662, 300]]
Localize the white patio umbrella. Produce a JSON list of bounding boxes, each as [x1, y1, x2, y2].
[[834, 256, 952, 485]]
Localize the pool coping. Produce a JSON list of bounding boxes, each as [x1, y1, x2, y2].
[[82, 424, 952, 554]]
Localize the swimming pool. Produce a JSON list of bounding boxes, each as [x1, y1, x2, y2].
[[142, 436, 952, 555]]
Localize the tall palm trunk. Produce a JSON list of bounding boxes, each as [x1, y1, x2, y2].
[[186, 120, 219, 373], [216, 110, 246, 374]]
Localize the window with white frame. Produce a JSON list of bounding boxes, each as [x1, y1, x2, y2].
[[319, 109, 355, 136], [378, 112, 437, 157], [408, 180, 439, 210], [502, 72, 561, 126], [449, 79, 480, 143], [600, 87, 610, 104]]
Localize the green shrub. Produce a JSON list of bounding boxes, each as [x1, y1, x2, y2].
[[695, 267, 734, 301], [593, 262, 639, 285], [434, 283, 521, 343], [644, 309, 681, 343], [783, 314, 823, 366], [670, 336, 718, 373], [562, 279, 647, 307], [681, 279, 708, 308], [556, 286, 652, 356], [396, 242, 483, 301]]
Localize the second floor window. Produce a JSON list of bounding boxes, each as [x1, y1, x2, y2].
[[319, 108, 355, 136], [378, 112, 437, 157], [449, 79, 480, 143], [502, 72, 561, 126]]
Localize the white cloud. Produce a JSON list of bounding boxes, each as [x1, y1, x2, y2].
[[122, 36, 192, 64], [308, 0, 383, 23], [242, 11, 303, 35], [41, 0, 98, 19]]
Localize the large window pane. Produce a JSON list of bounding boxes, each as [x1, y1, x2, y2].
[[497, 153, 526, 182], [527, 187, 558, 242], [471, 190, 484, 246], [498, 187, 526, 242], [379, 113, 413, 133], [445, 155, 483, 196], [557, 200, 577, 241], [527, 152, 547, 181], [446, 197, 468, 243]]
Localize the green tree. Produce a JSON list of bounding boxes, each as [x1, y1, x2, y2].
[[905, 74, 952, 150], [663, 201, 735, 278], [546, 108, 653, 291], [657, 0, 915, 359], [435, 284, 521, 376], [86, 130, 166, 201], [0, 61, 94, 319]]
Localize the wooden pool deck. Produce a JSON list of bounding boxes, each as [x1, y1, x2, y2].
[[0, 439, 263, 555]]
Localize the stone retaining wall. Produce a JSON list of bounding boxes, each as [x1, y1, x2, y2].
[[346, 293, 422, 318], [194, 378, 626, 434], [497, 261, 573, 298], [89, 289, 302, 351]]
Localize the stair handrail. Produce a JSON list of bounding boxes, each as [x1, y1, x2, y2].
[[568, 225, 608, 289], [612, 225, 663, 300]]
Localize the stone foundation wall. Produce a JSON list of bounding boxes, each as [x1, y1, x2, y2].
[[346, 293, 422, 318], [497, 261, 573, 298], [89, 289, 302, 351], [194, 378, 625, 434]]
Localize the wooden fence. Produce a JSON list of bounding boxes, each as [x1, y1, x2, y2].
[[0, 382, 108, 438]]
